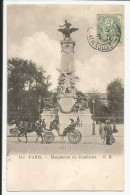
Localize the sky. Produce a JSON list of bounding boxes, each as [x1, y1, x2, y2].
[[7, 4, 124, 93]]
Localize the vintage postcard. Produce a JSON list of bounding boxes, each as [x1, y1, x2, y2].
[[5, 2, 124, 191]]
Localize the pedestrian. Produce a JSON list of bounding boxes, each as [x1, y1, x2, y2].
[[110, 119, 116, 143], [113, 119, 118, 133], [99, 121, 101, 135], [77, 116, 80, 127], [104, 120, 113, 145], [100, 120, 106, 143], [80, 121, 82, 127], [110, 133, 116, 143]]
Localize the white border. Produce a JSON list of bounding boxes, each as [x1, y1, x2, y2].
[[2, 1, 130, 195]]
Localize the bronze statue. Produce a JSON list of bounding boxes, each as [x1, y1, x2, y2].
[[58, 20, 79, 38]]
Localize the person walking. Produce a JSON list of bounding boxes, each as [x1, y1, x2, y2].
[[99, 121, 101, 135], [113, 119, 118, 133], [110, 119, 116, 143], [77, 116, 80, 127], [104, 120, 113, 145], [100, 121, 106, 143], [80, 121, 82, 127]]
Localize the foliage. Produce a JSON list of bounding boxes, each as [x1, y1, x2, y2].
[[76, 91, 88, 110], [8, 58, 51, 122], [43, 92, 58, 110], [107, 78, 124, 123], [87, 78, 124, 123], [88, 93, 110, 122], [8, 58, 124, 124]]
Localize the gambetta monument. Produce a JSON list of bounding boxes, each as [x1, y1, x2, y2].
[[57, 20, 79, 132], [57, 21, 78, 111], [41, 20, 92, 134]]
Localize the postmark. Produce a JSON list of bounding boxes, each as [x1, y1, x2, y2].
[[87, 14, 121, 52]]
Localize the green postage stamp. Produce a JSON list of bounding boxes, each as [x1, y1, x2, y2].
[[97, 14, 121, 44], [87, 14, 122, 52]]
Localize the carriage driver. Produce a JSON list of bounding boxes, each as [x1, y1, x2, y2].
[[49, 115, 60, 136], [61, 118, 75, 136], [35, 120, 41, 130]]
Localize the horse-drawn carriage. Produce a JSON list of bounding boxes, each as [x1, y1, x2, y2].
[[10, 118, 82, 144], [43, 119, 82, 144]]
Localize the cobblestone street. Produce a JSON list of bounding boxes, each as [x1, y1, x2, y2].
[[7, 124, 124, 155]]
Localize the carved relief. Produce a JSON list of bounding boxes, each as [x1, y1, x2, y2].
[[58, 70, 76, 96], [61, 43, 74, 55]]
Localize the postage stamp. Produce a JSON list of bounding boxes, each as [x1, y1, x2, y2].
[[87, 14, 122, 52]]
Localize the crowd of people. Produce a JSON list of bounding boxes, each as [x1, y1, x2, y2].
[[99, 120, 118, 145]]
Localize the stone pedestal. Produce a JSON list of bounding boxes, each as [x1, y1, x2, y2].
[[41, 34, 93, 136], [58, 96, 76, 112]]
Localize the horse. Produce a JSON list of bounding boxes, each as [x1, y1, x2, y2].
[[10, 119, 44, 143]]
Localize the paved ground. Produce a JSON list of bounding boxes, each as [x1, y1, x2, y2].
[[7, 124, 124, 155]]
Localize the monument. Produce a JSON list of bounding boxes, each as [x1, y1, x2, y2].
[[41, 20, 92, 135], [57, 20, 92, 134], [57, 20, 78, 132], [57, 21, 78, 110]]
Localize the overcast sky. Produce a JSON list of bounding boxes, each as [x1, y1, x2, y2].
[[7, 4, 124, 93]]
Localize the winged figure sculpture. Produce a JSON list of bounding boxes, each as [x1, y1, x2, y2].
[[58, 20, 79, 38]]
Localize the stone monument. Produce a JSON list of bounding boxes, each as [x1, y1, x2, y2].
[[57, 20, 92, 134], [41, 20, 92, 135]]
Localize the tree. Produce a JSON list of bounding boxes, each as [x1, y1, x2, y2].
[[107, 78, 124, 122], [76, 91, 88, 110], [88, 92, 110, 122], [8, 58, 51, 122]]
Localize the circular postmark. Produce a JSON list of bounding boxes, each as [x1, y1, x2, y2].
[[87, 15, 121, 52]]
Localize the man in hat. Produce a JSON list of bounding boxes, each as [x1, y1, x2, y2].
[[35, 120, 41, 130], [41, 119, 46, 131], [49, 115, 60, 136], [61, 118, 75, 136]]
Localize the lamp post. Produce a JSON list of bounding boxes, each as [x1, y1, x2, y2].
[[92, 98, 96, 135], [38, 95, 42, 121]]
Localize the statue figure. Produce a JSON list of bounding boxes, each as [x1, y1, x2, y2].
[[58, 20, 79, 38]]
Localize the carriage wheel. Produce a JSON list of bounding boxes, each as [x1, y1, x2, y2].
[[44, 132, 55, 144], [68, 130, 82, 144]]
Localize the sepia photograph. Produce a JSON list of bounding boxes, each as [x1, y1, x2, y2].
[[5, 2, 124, 191]]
